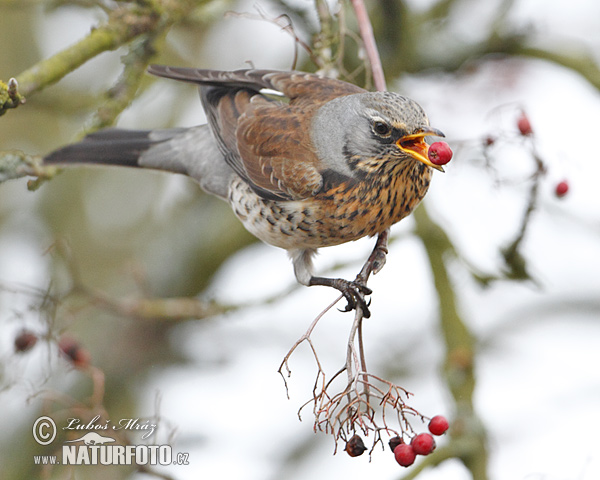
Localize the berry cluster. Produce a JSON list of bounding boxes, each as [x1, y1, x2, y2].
[[342, 415, 449, 468], [516, 111, 570, 199], [390, 415, 449, 467], [14, 329, 91, 369]]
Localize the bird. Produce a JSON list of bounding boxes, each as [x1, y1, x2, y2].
[[45, 66, 445, 317]]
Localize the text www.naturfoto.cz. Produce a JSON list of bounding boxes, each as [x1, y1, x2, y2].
[[34, 445, 180, 465]]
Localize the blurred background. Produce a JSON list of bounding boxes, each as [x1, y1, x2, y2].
[[1, 0, 599, 479]]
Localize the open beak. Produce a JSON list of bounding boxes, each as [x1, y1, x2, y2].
[[396, 127, 446, 172]]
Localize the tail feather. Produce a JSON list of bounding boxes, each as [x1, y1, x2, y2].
[[44, 128, 186, 167], [43, 126, 234, 199]]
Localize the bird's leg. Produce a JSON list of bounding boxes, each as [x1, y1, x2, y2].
[[357, 229, 390, 283], [318, 230, 388, 318], [289, 248, 373, 318]]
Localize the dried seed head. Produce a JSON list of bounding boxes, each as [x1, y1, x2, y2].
[[345, 434, 367, 457], [15, 330, 38, 353]]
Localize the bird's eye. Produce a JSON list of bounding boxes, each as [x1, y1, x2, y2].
[[373, 121, 391, 137]]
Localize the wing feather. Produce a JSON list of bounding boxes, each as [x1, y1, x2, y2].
[[148, 66, 365, 200]]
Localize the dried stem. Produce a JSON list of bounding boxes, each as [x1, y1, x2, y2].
[[278, 295, 341, 399], [500, 134, 546, 281], [278, 229, 420, 455]]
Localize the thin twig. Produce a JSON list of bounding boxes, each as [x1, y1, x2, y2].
[[350, 0, 386, 91], [278, 295, 341, 398]]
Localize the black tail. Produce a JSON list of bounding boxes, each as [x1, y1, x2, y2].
[[43, 126, 234, 199], [44, 128, 186, 167]]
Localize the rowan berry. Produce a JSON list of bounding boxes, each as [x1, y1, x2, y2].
[[517, 112, 533, 135], [428, 141, 453, 165], [411, 433, 436, 455], [555, 180, 569, 198], [428, 415, 449, 436], [394, 443, 416, 467]]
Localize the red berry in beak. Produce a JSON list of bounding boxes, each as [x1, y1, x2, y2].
[[428, 141, 453, 166]]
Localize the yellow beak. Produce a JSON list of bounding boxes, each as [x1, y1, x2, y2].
[[396, 127, 446, 172]]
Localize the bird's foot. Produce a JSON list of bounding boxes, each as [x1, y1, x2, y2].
[[309, 276, 372, 318]]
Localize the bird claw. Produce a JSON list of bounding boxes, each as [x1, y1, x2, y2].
[[309, 276, 372, 317], [335, 280, 372, 318]]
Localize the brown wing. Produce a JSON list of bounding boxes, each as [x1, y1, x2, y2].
[[147, 66, 365, 200], [235, 96, 326, 199], [147, 66, 365, 104]]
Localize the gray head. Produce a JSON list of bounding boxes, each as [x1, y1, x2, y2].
[[311, 91, 445, 176]]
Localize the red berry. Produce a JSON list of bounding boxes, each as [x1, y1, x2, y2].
[[428, 141, 453, 166], [394, 443, 416, 467], [555, 180, 569, 198], [59, 336, 91, 368], [517, 112, 533, 135], [14, 330, 38, 352], [411, 433, 436, 455], [428, 415, 449, 436], [345, 434, 367, 457]]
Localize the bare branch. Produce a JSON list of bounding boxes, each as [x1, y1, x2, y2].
[[350, 0, 386, 91], [15, 6, 160, 99]]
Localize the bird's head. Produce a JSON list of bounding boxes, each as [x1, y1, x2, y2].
[[311, 91, 445, 176]]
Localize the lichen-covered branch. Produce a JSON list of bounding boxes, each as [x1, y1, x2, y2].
[[0, 77, 24, 115], [85, 32, 160, 131], [14, 5, 160, 98], [0, 0, 219, 183], [1, 0, 216, 118], [0, 150, 56, 187]]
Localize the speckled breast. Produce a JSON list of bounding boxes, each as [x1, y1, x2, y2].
[[227, 162, 432, 250]]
